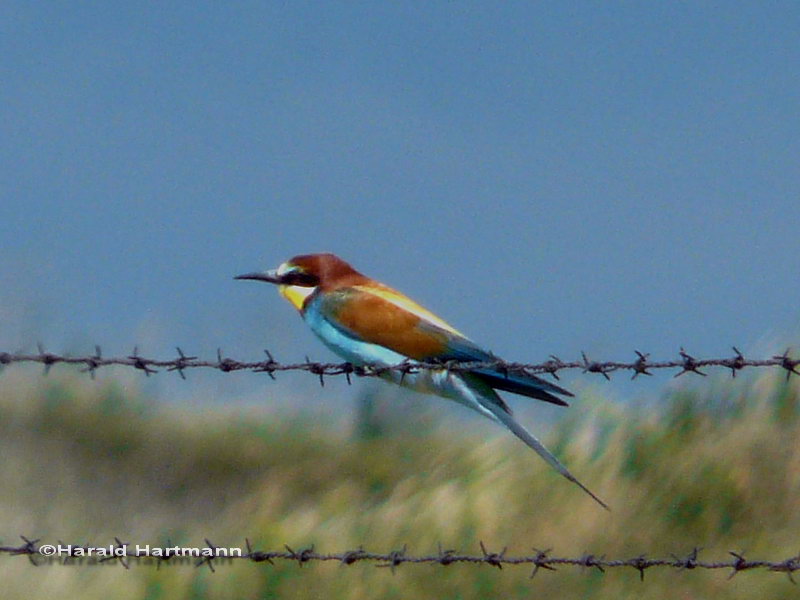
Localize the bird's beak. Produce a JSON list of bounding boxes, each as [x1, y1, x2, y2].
[[234, 269, 282, 284]]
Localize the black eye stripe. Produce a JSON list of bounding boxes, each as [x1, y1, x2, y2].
[[281, 272, 319, 286]]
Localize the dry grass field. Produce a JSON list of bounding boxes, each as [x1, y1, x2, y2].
[[0, 368, 798, 598]]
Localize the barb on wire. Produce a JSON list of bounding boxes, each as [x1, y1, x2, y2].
[[0, 346, 797, 382], [0, 538, 798, 580]]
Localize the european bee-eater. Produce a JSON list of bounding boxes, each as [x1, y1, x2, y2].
[[236, 253, 607, 509]]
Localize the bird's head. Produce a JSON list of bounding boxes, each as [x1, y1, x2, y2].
[[236, 253, 363, 311]]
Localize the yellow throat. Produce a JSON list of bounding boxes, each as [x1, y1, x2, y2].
[[279, 284, 315, 311]]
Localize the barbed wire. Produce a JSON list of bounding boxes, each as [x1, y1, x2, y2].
[[1, 537, 798, 580], [0, 345, 798, 383]]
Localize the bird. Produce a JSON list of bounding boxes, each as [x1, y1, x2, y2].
[[236, 253, 607, 509]]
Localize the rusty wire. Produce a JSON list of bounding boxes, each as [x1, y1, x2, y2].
[[0, 345, 797, 383], [1, 537, 798, 580]]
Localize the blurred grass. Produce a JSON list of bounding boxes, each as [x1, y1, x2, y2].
[[0, 368, 798, 598]]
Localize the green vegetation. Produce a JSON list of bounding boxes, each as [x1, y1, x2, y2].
[[0, 369, 798, 598]]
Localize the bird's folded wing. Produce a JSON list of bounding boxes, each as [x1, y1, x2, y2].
[[315, 285, 571, 405], [315, 285, 470, 360]]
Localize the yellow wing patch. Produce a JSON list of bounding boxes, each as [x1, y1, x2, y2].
[[351, 285, 466, 337]]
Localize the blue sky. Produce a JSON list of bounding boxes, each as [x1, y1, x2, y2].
[[2, 2, 799, 408]]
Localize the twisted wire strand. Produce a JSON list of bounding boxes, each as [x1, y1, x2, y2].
[[0, 345, 797, 382], [1, 538, 798, 580]]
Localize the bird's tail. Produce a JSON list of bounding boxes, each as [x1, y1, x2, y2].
[[471, 368, 572, 406], [487, 403, 609, 510], [454, 374, 608, 510]]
